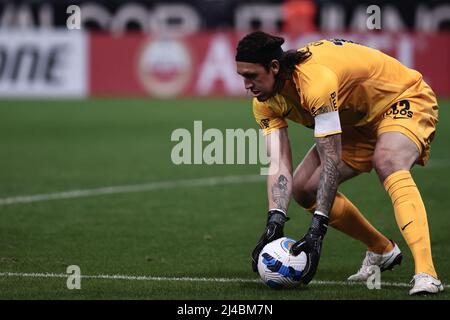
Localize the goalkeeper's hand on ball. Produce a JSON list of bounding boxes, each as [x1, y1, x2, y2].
[[251, 209, 289, 272], [290, 213, 329, 284]]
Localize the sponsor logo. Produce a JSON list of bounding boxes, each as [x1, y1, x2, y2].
[[401, 221, 414, 231], [384, 100, 413, 119], [0, 31, 86, 97], [281, 238, 296, 252], [137, 38, 192, 98], [330, 91, 338, 110], [259, 118, 270, 129]]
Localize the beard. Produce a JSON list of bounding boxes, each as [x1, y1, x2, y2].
[[256, 76, 285, 102], [256, 94, 269, 102]]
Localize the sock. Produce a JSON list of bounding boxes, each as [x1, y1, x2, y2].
[[305, 192, 393, 254], [384, 170, 437, 278]]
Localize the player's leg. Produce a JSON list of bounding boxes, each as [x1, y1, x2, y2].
[[374, 132, 439, 280], [292, 145, 393, 254], [375, 84, 442, 294]]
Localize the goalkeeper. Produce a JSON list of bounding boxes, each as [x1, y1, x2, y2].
[[235, 31, 442, 295]]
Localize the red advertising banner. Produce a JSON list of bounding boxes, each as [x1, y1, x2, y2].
[[89, 32, 450, 98]]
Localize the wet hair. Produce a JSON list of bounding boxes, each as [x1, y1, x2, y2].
[[236, 31, 311, 79]]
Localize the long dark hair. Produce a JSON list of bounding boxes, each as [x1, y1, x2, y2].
[[278, 48, 311, 79], [269, 48, 311, 94], [236, 31, 312, 93]]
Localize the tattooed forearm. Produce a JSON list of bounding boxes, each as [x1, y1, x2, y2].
[[315, 134, 342, 216], [271, 175, 289, 212]]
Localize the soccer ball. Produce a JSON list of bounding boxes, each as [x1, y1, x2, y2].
[[257, 237, 307, 288]]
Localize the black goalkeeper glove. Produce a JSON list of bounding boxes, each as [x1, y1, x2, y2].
[[290, 213, 329, 285], [251, 209, 289, 272]]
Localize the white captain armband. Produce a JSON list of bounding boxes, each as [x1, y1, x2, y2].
[[314, 111, 342, 137]]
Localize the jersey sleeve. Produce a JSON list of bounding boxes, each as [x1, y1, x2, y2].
[[252, 98, 288, 136], [301, 64, 342, 137]]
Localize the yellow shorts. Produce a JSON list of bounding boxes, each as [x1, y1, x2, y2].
[[341, 80, 439, 173]]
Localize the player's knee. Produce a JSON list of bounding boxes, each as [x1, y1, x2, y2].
[[373, 150, 412, 181]]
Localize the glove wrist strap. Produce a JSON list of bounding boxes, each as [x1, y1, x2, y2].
[[313, 210, 328, 218], [268, 208, 286, 216], [267, 209, 289, 225], [309, 212, 329, 235]]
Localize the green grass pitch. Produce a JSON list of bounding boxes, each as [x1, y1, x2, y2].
[[0, 98, 449, 300]]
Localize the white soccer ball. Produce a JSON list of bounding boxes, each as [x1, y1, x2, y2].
[[257, 237, 307, 288]]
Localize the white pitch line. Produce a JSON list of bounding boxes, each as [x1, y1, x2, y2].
[[0, 174, 265, 206], [1, 271, 448, 289], [0, 158, 447, 206], [1, 157, 448, 206]]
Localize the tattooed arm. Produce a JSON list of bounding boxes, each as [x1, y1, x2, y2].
[[289, 133, 342, 284], [265, 127, 293, 214], [315, 134, 342, 216], [250, 127, 292, 272]]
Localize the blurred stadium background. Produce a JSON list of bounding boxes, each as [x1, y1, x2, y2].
[[0, 0, 449, 300]]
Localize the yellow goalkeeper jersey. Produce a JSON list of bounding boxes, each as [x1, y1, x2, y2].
[[254, 39, 424, 135]]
